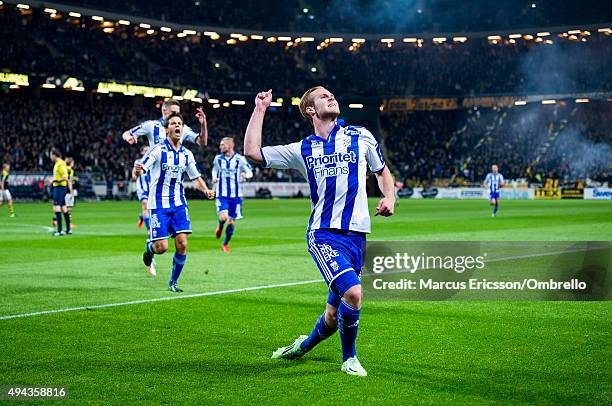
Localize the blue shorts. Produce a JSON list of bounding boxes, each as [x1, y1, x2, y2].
[[216, 197, 243, 220], [149, 205, 192, 241], [489, 192, 500, 200], [306, 229, 366, 300], [53, 186, 67, 206]]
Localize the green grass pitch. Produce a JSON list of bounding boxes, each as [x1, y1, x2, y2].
[[0, 199, 610, 404]]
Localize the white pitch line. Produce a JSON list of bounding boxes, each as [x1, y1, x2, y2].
[[0, 279, 323, 321]]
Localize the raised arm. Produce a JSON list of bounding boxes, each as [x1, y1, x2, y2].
[[195, 107, 208, 146], [122, 130, 137, 145], [375, 166, 396, 217], [244, 89, 272, 164]]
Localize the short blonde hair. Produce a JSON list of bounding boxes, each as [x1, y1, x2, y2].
[[299, 86, 322, 125], [221, 137, 234, 144]]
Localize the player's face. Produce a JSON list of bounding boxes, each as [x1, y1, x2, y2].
[[166, 117, 184, 142], [310, 87, 340, 121], [219, 140, 234, 154], [492, 165, 498, 174], [162, 105, 180, 120]]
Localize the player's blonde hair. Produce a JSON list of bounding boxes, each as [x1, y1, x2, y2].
[[221, 137, 234, 144], [299, 86, 322, 126]]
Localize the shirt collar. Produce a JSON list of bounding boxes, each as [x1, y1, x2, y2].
[[308, 119, 345, 143]]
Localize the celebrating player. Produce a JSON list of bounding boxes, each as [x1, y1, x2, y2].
[[135, 113, 215, 292], [484, 164, 504, 217], [122, 99, 208, 147], [244, 87, 395, 377], [123, 99, 208, 275], [0, 163, 16, 218], [212, 137, 253, 252], [50, 149, 72, 236]]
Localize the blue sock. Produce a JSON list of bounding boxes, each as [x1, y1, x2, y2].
[[170, 253, 187, 284], [143, 216, 150, 230], [300, 312, 338, 352], [493, 203, 499, 214], [338, 300, 361, 361], [224, 224, 234, 245], [146, 240, 155, 254], [55, 212, 62, 233]]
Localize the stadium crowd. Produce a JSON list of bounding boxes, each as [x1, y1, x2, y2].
[[1, 90, 609, 186], [0, 3, 610, 189], [51, 0, 611, 34], [1, 7, 611, 97]]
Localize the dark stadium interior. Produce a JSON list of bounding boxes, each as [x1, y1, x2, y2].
[[0, 1, 610, 189]]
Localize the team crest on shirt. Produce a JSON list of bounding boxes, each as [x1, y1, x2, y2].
[[330, 261, 340, 271], [343, 137, 351, 148]]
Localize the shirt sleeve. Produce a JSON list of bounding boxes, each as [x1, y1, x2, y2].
[[260, 142, 302, 170], [240, 156, 253, 179], [212, 157, 220, 179], [182, 125, 200, 144], [361, 128, 386, 173], [186, 151, 201, 180], [129, 121, 152, 139], [141, 146, 160, 172], [499, 174, 505, 185]]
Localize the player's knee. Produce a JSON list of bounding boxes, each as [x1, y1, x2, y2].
[[219, 213, 228, 222], [175, 239, 187, 253], [228, 219, 235, 225], [154, 241, 168, 254], [342, 284, 362, 308]]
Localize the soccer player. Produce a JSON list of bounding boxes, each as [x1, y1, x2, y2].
[[484, 164, 504, 217], [244, 88, 395, 377], [212, 137, 253, 252], [50, 149, 72, 236], [64, 157, 76, 224], [122, 99, 208, 148], [0, 163, 16, 218], [135, 113, 215, 292]]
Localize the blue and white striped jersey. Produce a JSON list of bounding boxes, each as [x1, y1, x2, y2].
[[261, 121, 385, 233], [141, 140, 201, 210], [485, 172, 504, 193], [129, 117, 199, 147], [212, 153, 253, 198], [134, 158, 151, 196]]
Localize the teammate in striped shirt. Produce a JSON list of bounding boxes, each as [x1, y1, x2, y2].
[[212, 137, 253, 252], [244, 87, 395, 377], [484, 165, 504, 217], [135, 113, 215, 292], [122, 99, 208, 148]]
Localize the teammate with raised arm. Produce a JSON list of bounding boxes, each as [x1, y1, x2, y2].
[[135, 113, 215, 292], [244, 87, 395, 377], [122, 99, 208, 147]]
